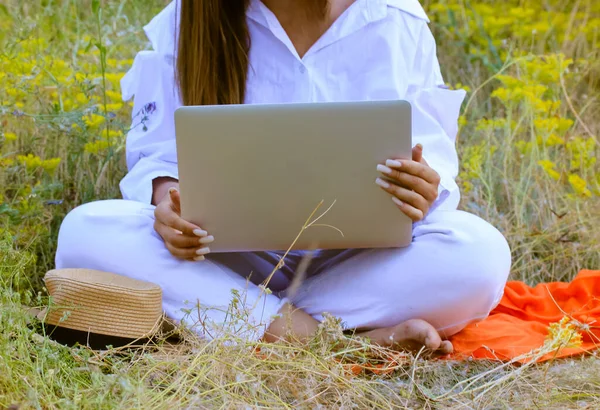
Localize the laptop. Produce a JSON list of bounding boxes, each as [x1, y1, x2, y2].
[[174, 100, 413, 253]]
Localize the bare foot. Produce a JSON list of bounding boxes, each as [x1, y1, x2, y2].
[[358, 319, 453, 355], [264, 303, 320, 344], [264, 305, 453, 356]]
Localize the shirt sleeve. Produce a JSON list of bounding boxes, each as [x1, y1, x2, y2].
[[119, 1, 180, 204], [406, 21, 467, 212]]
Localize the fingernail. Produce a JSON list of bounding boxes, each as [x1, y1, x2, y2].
[[392, 196, 403, 207], [199, 235, 214, 245], [194, 255, 205, 262], [375, 178, 390, 189], [169, 187, 177, 194], [386, 159, 402, 168], [196, 247, 210, 256], [193, 229, 208, 237], [377, 164, 393, 175], [416, 143, 423, 150]]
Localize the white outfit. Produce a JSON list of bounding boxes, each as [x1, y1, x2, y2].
[[55, 0, 512, 341]]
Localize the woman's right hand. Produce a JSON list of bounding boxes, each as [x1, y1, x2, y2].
[[154, 187, 214, 261]]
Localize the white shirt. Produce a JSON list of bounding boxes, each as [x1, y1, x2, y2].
[[120, 0, 466, 212]]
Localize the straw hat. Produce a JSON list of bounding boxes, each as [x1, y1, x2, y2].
[[40, 269, 164, 340]]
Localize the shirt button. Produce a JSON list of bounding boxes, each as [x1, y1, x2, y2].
[[299, 65, 306, 74]]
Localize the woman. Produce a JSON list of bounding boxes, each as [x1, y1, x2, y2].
[[55, 0, 512, 353]]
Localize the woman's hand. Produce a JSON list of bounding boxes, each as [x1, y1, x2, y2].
[[375, 144, 441, 222], [154, 187, 214, 261]]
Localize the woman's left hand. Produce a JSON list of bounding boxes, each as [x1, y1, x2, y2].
[[375, 144, 440, 222]]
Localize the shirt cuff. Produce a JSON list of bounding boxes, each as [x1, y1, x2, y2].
[[119, 156, 179, 204], [430, 169, 460, 214]]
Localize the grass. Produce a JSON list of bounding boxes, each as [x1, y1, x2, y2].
[[1, 0, 599, 408]]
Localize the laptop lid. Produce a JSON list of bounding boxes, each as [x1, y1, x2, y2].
[[175, 100, 413, 252]]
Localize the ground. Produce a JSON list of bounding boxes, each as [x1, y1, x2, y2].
[[1, 0, 599, 408]]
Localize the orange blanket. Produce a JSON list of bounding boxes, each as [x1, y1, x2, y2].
[[449, 270, 600, 363]]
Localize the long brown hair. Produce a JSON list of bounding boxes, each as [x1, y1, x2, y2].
[[176, 0, 330, 106], [177, 0, 251, 106]]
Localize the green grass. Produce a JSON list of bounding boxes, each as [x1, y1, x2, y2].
[[1, 0, 599, 408]]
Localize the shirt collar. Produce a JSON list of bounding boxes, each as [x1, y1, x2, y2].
[[246, 0, 429, 27], [387, 0, 429, 22], [247, 0, 393, 59]]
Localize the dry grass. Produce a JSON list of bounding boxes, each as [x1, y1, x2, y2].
[[1, 0, 599, 408]]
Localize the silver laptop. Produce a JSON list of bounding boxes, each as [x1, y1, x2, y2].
[[175, 100, 413, 253]]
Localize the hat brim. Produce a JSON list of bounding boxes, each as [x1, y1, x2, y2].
[[32, 307, 181, 350], [42, 269, 165, 340]]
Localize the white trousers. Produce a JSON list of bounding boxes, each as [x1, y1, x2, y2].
[[55, 200, 511, 341]]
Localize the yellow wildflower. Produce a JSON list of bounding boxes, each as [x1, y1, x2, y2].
[[4, 132, 17, 141], [528, 21, 551, 35], [509, 7, 535, 20], [17, 154, 43, 171], [75, 92, 89, 105], [96, 102, 123, 112], [476, 118, 517, 131], [546, 134, 565, 146], [102, 129, 124, 139], [567, 137, 597, 170], [568, 174, 592, 197], [545, 317, 583, 350], [105, 90, 122, 101], [6, 88, 22, 98], [491, 87, 507, 99], [83, 114, 106, 129], [516, 140, 533, 155], [103, 73, 124, 85], [16, 154, 61, 173], [41, 158, 61, 173], [461, 180, 474, 194], [496, 75, 523, 89], [523, 84, 548, 100], [557, 118, 574, 134], [74, 72, 88, 83], [453, 83, 472, 93], [63, 99, 75, 112], [0, 158, 15, 167], [20, 38, 47, 53], [538, 160, 561, 181], [531, 99, 557, 114], [56, 75, 75, 86], [84, 140, 113, 155], [534, 118, 573, 135]]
